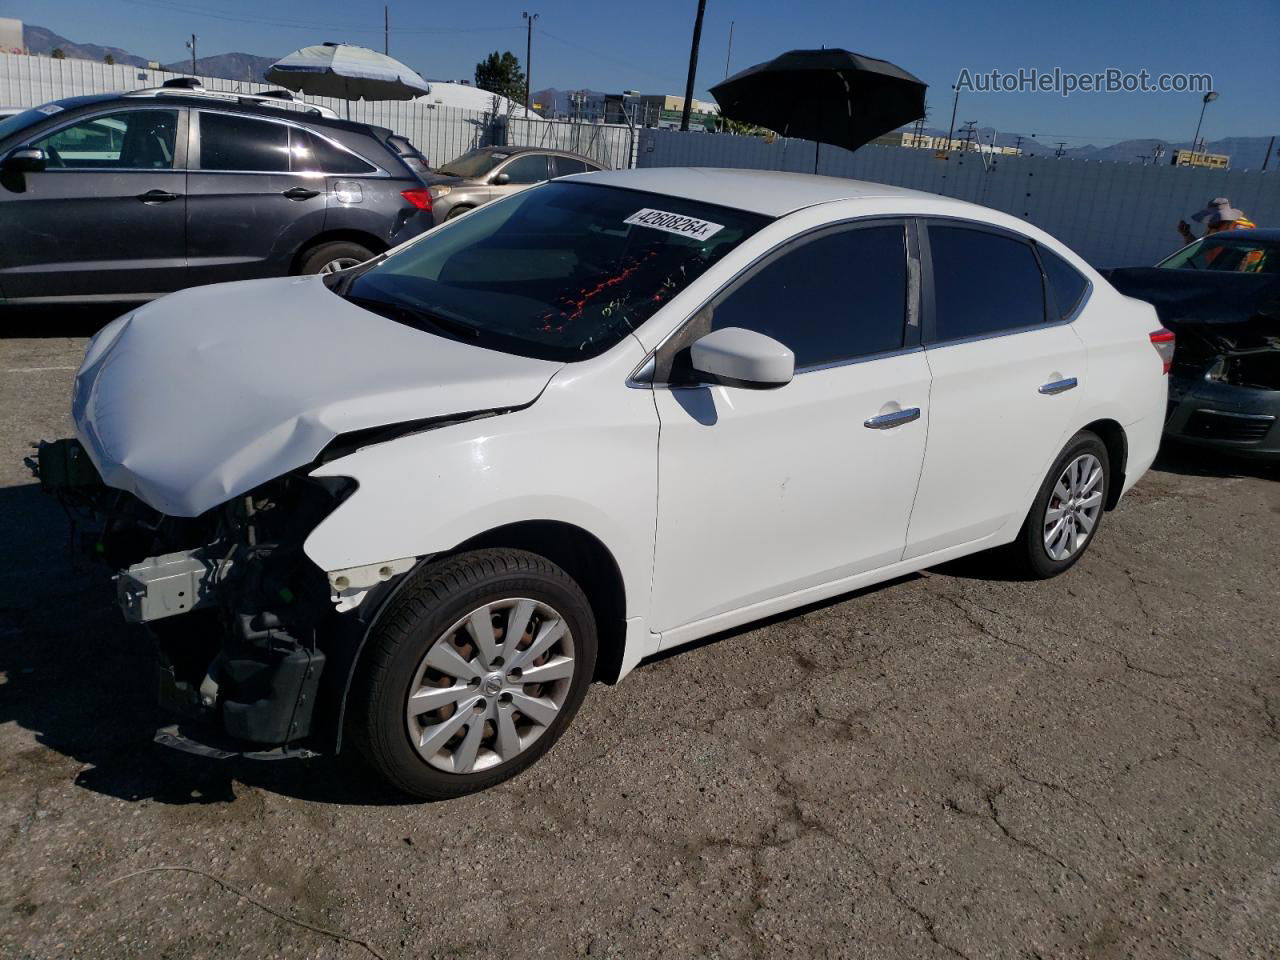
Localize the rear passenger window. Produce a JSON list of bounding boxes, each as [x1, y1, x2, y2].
[[200, 112, 289, 172], [554, 157, 588, 176], [291, 128, 376, 174], [1038, 246, 1089, 321], [928, 225, 1045, 341], [710, 224, 907, 368], [500, 154, 549, 184]]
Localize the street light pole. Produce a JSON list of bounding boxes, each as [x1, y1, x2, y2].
[[679, 0, 707, 132], [186, 34, 197, 75], [522, 12, 539, 114], [1191, 90, 1218, 159]]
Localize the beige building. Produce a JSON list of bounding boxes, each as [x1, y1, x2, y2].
[[1171, 149, 1230, 170]]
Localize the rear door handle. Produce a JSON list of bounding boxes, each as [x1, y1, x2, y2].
[[1038, 377, 1078, 396], [282, 186, 321, 201], [137, 189, 179, 204], [864, 407, 921, 429]]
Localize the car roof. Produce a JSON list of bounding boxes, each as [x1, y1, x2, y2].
[[576, 167, 973, 218], [499, 145, 599, 163], [1204, 227, 1280, 243]]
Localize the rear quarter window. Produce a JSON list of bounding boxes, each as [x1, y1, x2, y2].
[[1038, 246, 1090, 320]]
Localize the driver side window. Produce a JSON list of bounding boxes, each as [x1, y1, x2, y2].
[[709, 223, 909, 368], [31, 109, 179, 170]]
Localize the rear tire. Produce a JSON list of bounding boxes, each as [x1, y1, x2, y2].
[[1008, 430, 1110, 579], [445, 205, 474, 220], [298, 240, 374, 275], [350, 549, 596, 800]]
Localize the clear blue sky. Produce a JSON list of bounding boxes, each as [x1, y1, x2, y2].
[[6, 0, 1278, 145]]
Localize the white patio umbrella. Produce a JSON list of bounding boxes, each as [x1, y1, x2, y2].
[[266, 43, 430, 114]]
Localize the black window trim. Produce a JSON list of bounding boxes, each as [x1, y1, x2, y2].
[[639, 215, 922, 388], [22, 105, 189, 172], [918, 215, 1093, 349], [191, 107, 388, 178]]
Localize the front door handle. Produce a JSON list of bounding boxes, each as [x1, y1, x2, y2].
[[864, 407, 921, 430], [282, 186, 321, 201], [137, 189, 179, 204], [1038, 377, 1078, 396]]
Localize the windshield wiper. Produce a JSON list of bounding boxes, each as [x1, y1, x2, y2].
[[347, 296, 479, 342]]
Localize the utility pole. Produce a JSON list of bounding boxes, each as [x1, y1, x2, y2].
[[185, 34, 197, 75], [1013, 134, 1023, 154], [724, 20, 734, 79], [959, 120, 977, 151], [384, 5, 389, 55], [945, 84, 959, 151], [680, 0, 707, 132], [1054, 141, 1066, 158], [1262, 135, 1275, 172], [522, 11, 539, 114]]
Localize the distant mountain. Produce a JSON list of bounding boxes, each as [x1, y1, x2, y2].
[[921, 125, 1275, 169], [23, 23, 149, 68], [23, 23, 276, 83], [161, 53, 277, 83]]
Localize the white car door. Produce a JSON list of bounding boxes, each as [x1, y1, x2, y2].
[[904, 220, 1088, 559], [648, 220, 932, 636]]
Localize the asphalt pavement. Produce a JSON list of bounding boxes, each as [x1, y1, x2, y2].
[[1, 314, 1277, 959]]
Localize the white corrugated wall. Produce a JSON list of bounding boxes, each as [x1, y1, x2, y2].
[[637, 129, 1280, 268]]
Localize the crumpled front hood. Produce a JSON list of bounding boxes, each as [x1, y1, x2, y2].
[[73, 275, 561, 517]]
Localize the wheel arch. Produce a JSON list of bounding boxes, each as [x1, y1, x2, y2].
[[328, 518, 631, 754], [1081, 418, 1128, 510], [448, 520, 629, 685]]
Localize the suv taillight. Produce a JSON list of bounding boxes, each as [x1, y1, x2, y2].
[[1149, 328, 1175, 374], [401, 187, 432, 211]]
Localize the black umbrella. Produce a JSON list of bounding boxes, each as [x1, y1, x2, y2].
[[710, 48, 926, 161]]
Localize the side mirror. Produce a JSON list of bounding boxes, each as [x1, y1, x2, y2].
[[491, 172, 510, 185], [689, 327, 794, 389], [4, 147, 47, 173]]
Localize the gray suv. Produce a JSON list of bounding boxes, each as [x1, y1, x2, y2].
[[423, 145, 603, 225], [0, 82, 435, 304]]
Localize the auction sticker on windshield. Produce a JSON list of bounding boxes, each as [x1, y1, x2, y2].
[[624, 208, 724, 240]]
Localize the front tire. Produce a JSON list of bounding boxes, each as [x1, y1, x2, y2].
[[350, 549, 596, 800], [1009, 430, 1110, 579]]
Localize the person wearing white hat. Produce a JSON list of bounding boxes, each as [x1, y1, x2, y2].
[[1177, 197, 1256, 245]]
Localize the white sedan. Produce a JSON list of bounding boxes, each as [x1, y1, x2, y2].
[[57, 167, 1170, 798]]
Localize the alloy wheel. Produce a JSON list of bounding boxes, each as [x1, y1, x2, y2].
[[318, 256, 362, 274], [404, 599, 576, 774], [1043, 453, 1104, 561]]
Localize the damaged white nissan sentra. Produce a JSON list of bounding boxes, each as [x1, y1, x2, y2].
[[38, 168, 1171, 799]]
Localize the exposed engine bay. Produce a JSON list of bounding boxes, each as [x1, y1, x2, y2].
[[30, 438, 399, 755]]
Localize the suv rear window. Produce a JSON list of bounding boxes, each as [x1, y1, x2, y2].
[[291, 128, 377, 174]]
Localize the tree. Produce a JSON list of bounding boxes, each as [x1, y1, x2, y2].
[[51, 48, 65, 59], [474, 51, 525, 105], [103, 54, 115, 65]]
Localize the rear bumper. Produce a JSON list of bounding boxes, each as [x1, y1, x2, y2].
[[1164, 374, 1280, 458]]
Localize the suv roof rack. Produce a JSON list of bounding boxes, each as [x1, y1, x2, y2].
[[123, 80, 339, 118]]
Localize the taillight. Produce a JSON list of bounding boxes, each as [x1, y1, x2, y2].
[[400, 187, 432, 211], [1149, 328, 1175, 374]]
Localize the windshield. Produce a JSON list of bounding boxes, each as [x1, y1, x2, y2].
[[0, 106, 56, 143], [1158, 234, 1276, 273], [437, 148, 511, 178], [342, 182, 770, 361]]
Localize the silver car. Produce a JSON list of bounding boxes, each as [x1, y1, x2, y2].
[[421, 145, 603, 225]]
